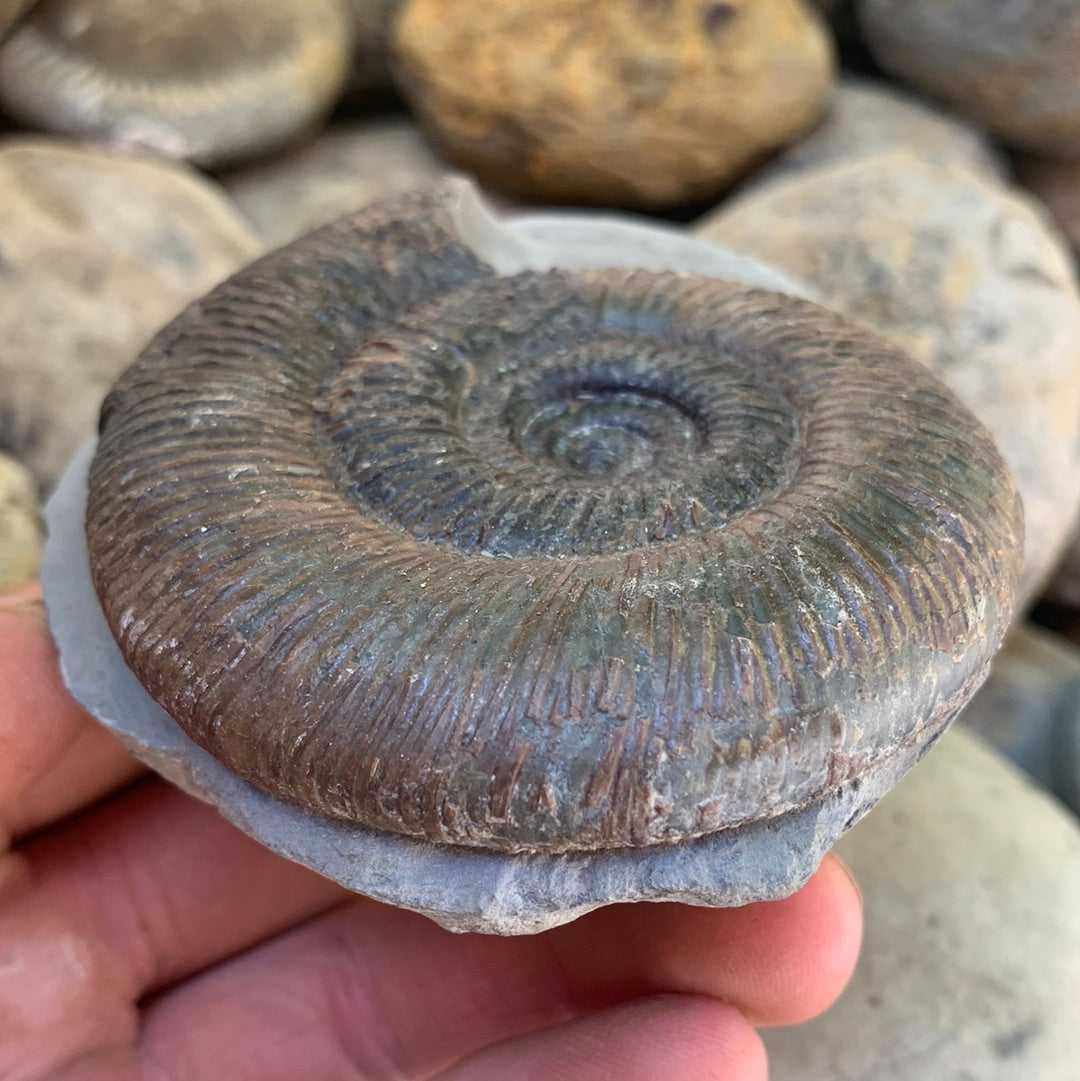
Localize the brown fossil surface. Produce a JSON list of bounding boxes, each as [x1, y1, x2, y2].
[[0, 0, 352, 167], [85, 184, 1022, 856]]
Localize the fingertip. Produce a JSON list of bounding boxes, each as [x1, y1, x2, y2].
[[436, 995, 768, 1081], [752, 852, 863, 1026]]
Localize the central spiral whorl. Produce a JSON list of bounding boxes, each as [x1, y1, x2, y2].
[[315, 275, 799, 557], [510, 381, 701, 480]]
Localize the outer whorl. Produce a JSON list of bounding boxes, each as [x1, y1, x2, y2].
[[86, 183, 1023, 855]]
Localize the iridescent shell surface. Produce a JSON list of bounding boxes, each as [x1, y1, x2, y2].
[[85, 182, 1023, 856]]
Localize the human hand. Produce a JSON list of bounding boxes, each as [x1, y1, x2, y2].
[[0, 586, 862, 1081]]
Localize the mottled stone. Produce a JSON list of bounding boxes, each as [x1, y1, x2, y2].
[[860, 0, 1080, 158], [763, 726, 1080, 1081], [760, 77, 1004, 184], [959, 622, 1080, 814], [0, 452, 42, 595], [0, 0, 353, 168], [392, 0, 834, 208], [697, 151, 1080, 604], [0, 137, 262, 493], [220, 118, 457, 249]]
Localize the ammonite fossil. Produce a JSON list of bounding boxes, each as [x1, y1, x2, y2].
[[55, 181, 1022, 931], [0, 0, 352, 167]]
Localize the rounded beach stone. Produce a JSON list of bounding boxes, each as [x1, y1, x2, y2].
[[759, 76, 1004, 185], [697, 150, 1080, 604], [0, 0, 353, 168], [0, 452, 42, 594], [859, 0, 1080, 158], [220, 118, 457, 249], [762, 727, 1080, 1081], [392, 0, 834, 208], [0, 136, 261, 493]]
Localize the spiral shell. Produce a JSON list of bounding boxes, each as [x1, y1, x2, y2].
[[0, 0, 352, 167], [86, 182, 1022, 855]]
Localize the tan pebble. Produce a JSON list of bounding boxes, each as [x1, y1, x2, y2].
[[0, 453, 42, 594], [696, 150, 1080, 604], [392, 0, 834, 209], [860, 0, 1080, 158], [220, 118, 458, 249], [0, 136, 262, 493], [0, 0, 353, 168]]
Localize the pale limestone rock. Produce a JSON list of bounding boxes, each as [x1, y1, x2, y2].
[[697, 150, 1080, 603], [763, 726, 1080, 1081], [0, 137, 261, 493]]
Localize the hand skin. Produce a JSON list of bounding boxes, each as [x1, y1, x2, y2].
[[0, 586, 862, 1081]]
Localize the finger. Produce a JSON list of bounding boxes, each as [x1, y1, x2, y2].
[[6, 722, 144, 842], [137, 897, 570, 1081], [0, 591, 143, 841], [18, 781, 347, 1000], [135, 855, 860, 1079], [433, 995, 767, 1081], [0, 781, 347, 1078], [41, 999, 765, 1081], [550, 852, 864, 1027]]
